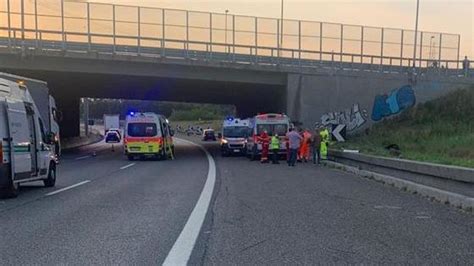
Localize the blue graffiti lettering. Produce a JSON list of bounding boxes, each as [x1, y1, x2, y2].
[[371, 85, 416, 121]]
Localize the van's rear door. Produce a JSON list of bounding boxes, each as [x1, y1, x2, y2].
[[5, 99, 32, 179]]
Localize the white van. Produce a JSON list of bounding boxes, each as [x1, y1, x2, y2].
[[0, 78, 58, 198], [0, 72, 62, 158], [220, 118, 250, 156]]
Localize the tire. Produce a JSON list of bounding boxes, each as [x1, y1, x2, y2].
[[127, 155, 135, 161], [221, 149, 228, 157], [0, 178, 20, 199], [43, 163, 56, 187]]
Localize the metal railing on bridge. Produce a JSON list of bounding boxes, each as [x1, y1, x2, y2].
[[0, 0, 470, 76]]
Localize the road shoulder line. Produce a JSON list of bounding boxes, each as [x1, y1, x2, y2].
[[163, 138, 217, 265]]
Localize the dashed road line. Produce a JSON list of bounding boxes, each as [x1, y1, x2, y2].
[[120, 163, 136, 170], [45, 180, 91, 196], [75, 155, 91, 161]]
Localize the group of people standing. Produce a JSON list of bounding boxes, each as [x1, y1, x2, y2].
[[286, 127, 330, 167], [253, 126, 331, 167]]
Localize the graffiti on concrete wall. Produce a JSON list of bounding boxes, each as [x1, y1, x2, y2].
[[371, 85, 416, 122], [320, 103, 368, 131]]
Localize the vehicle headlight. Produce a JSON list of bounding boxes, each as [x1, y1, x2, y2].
[[221, 139, 228, 144]]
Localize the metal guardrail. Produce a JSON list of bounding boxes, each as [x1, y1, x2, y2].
[[0, 0, 469, 75], [1, 27, 472, 77]]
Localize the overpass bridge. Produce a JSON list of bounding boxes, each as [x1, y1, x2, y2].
[[0, 1, 472, 137]]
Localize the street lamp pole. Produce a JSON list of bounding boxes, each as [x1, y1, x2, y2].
[[412, 0, 420, 69], [225, 9, 229, 52], [280, 0, 284, 48], [21, 0, 25, 40]]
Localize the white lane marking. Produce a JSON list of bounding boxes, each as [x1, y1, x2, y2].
[[75, 155, 91, 161], [120, 163, 136, 170], [163, 138, 216, 266], [45, 180, 91, 196], [415, 215, 431, 219], [374, 205, 402, 210]]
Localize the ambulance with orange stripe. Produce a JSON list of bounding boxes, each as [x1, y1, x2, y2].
[[124, 112, 175, 161]]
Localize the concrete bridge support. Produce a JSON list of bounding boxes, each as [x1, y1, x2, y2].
[[286, 71, 473, 133]]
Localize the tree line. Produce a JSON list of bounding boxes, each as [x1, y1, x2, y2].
[[83, 99, 235, 121]]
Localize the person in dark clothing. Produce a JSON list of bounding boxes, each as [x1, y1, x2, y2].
[[311, 127, 322, 164], [463, 56, 470, 77]]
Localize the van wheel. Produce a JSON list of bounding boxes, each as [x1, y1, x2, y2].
[[127, 155, 135, 161], [44, 163, 56, 187], [0, 178, 20, 199]]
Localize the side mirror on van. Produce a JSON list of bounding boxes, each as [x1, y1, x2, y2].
[[46, 132, 56, 144], [170, 129, 175, 137], [217, 133, 222, 139], [55, 110, 63, 122]]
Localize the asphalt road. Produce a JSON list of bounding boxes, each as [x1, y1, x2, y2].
[[1, 136, 473, 265], [0, 139, 209, 265]]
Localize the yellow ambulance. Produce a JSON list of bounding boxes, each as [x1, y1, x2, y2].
[[124, 112, 174, 161]]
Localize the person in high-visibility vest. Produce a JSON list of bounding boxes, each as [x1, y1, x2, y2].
[[270, 133, 280, 164], [320, 126, 330, 160], [299, 129, 312, 162]]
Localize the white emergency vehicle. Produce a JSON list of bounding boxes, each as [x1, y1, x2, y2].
[[0, 73, 61, 158], [0, 78, 58, 198], [220, 117, 250, 156], [245, 113, 290, 160]]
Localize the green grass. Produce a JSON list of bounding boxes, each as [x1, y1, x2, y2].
[[335, 87, 474, 168]]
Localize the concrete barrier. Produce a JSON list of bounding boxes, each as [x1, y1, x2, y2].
[[330, 150, 474, 183], [326, 150, 474, 211], [325, 160, 474, 212]]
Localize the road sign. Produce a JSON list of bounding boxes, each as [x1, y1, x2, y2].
[[331, 124, 346, 142]]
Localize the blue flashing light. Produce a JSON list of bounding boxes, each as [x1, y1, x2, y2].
[[129, 111, 135, 116]]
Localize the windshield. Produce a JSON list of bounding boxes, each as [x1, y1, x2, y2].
[[223, 126, 249, 138], [256, 123, 288, 135], [127, 123, 159, 137]]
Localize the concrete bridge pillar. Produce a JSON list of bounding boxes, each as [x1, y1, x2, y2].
[[57, 96, 80, 138], [286, 73, 302, 124]]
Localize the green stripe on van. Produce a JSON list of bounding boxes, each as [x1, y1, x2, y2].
[[14, 146, 30, 153], [2, 145, 30, 153]]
